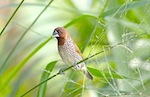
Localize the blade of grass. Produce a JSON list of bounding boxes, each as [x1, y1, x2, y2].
[[21, 72, 60, 97], [0, 3, 45, 9], [0, 3, 79, 15], [64, 14, 99, 52], [87, 67, 138, 80], [10, 60, 37, 97], [103, 0, 150, 16], [64, 14, 97, 28], [82, 0, 109, 52], [0, 36, 53, 91], [20, 33, 145, 96], [0, 0, 25, 36], [0, 14, 48, 38], [0, 0, 54, 74], [98, 0, 109, 18], [20, 45, 112, 97], [37, 61, 57, 97]]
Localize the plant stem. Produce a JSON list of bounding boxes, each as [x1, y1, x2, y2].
[[0, 0, 25, 36]]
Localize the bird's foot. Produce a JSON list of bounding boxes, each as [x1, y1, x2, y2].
[[73, 62, 80, 70], [73, 62, 77, 67], [59, 68, 65, 75]]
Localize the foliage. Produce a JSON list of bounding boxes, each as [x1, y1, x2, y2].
[[0, 0, 150, 97]]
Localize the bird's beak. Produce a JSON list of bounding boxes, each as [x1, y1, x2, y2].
[[53, 30, 59, 38]]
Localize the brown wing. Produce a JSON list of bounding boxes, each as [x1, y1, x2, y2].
[[73, 42, 84, 58]]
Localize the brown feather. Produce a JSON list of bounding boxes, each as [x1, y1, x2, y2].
[[73, 42, 83, 58], [54, 27, 70, 46], [53, 27, 93, 80], [57, 38, 66, 45]]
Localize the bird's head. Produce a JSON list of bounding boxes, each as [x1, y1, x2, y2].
[[53, 27, 70, 40], [53, 27, 71, 45]]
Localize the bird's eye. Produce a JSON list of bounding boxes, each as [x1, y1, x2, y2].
[[58, 30, 62, 33]]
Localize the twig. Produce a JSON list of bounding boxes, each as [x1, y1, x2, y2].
[[0, 0, 54, 74], [20, 45, 113, 97], [0, 0, 25, 36], [20, 28, 148, 97]]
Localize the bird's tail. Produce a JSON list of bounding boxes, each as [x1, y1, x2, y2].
[[84, 70, 93, 80]]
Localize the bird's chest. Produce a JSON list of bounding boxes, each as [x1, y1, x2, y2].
[[58, 40, 82, 65]]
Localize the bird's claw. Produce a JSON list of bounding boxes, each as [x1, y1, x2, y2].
[[73, 62, 80, 70], [73, 62, 77, 66], [59, 68, 65, 75]]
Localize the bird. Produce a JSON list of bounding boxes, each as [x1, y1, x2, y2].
[[53, 27, 93, 80]]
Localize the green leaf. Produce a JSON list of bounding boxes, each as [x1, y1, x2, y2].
[[64, 14, 97, 28], [0, 36, 53, 91], [88, 67, 135, 79], [37, 61, 57, 97]]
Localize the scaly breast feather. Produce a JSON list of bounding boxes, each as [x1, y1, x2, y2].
[[58, 38, 83, 66]]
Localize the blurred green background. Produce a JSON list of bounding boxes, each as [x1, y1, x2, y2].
[[0, 0, 150, 97]]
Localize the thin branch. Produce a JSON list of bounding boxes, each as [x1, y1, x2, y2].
[[20, 31, 148, 97], [20, 45, 112, 97], [0, 0, 54, 74], [0, 0, 25, 36], [98, 0, 109, 18], [20, 72, 59, 97]]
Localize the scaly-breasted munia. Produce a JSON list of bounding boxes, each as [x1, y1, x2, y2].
[[53, 27, 93, 80]]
